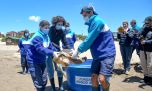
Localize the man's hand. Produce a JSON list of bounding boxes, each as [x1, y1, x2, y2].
[[62, 49, 74, 55], [53, 52, 59, 59], [71, 50, 79, 59], [141, 40, 146, 45]]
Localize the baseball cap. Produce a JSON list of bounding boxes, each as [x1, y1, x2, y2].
[[144, 16, 152, 23], [80, 5, 98, 15]]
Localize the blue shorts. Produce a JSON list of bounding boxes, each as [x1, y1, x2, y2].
[[91, 56, 115, 76]]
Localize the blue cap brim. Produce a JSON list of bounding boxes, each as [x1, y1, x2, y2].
[[93, 11, 98, 15], [80, 9, 98, 15]]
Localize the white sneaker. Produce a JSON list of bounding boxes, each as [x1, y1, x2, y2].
[[59, 86, 64, 91], [125, 70, 130, 75]]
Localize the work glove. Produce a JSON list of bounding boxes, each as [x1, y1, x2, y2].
[[71, 49, 80, 59], [62, 49, 74, 54], [53, 52, 59, 59]]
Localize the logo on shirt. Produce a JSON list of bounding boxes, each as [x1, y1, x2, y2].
[[43, 42, 49, 48], [66, 34, 72, 38], [22, 41, 30, 44]]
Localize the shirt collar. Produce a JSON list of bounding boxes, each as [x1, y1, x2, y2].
[[85, 15, 97, 25], [38, 29, 46, 36]]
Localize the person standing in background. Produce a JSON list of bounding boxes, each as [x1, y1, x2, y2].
[[63, 22, 76, 49], [139, 16, 152, 85], [18, 30, 30, 74], [117, 21, 133, 75], [130, 20, 141, 56]]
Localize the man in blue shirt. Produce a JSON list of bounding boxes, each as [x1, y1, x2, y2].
[[130, 20, 141, 56], [18, 30, 30, 74], [72, 5, 116, 91]]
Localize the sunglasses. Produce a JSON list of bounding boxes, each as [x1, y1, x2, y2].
[[145, 23, 150, 25]]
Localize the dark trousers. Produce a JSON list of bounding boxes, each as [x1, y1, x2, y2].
[[27, 62, 36, 85], [131, 46, 140, 56], [21, 55, 28, 72], [120, 45, 133, 70], [34, 63, 47, 91]]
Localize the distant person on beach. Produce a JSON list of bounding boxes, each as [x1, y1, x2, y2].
[[47, 16, 70, 91], [117, 21, 133, 75], [62, 22, 76, 49], [18, 30, 30, 74], [130, 19, 141, 56], [27, 20, 59, 91], [138, 16, 152, 85], [72, 5, 116, 91]]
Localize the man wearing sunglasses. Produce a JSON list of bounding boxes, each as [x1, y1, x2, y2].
[[139, 16, 152, 85]]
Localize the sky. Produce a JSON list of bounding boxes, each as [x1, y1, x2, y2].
[[0, 0, 152, 35]]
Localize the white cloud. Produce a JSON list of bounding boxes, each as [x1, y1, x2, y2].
[[29, 16, 41, 22], [1, 32, 5, 34]]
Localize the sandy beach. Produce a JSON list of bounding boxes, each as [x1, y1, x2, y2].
[[0, 41, 151, 91]]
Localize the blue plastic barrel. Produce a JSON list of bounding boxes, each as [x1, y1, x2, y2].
[[66, 59, 93, 91]]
